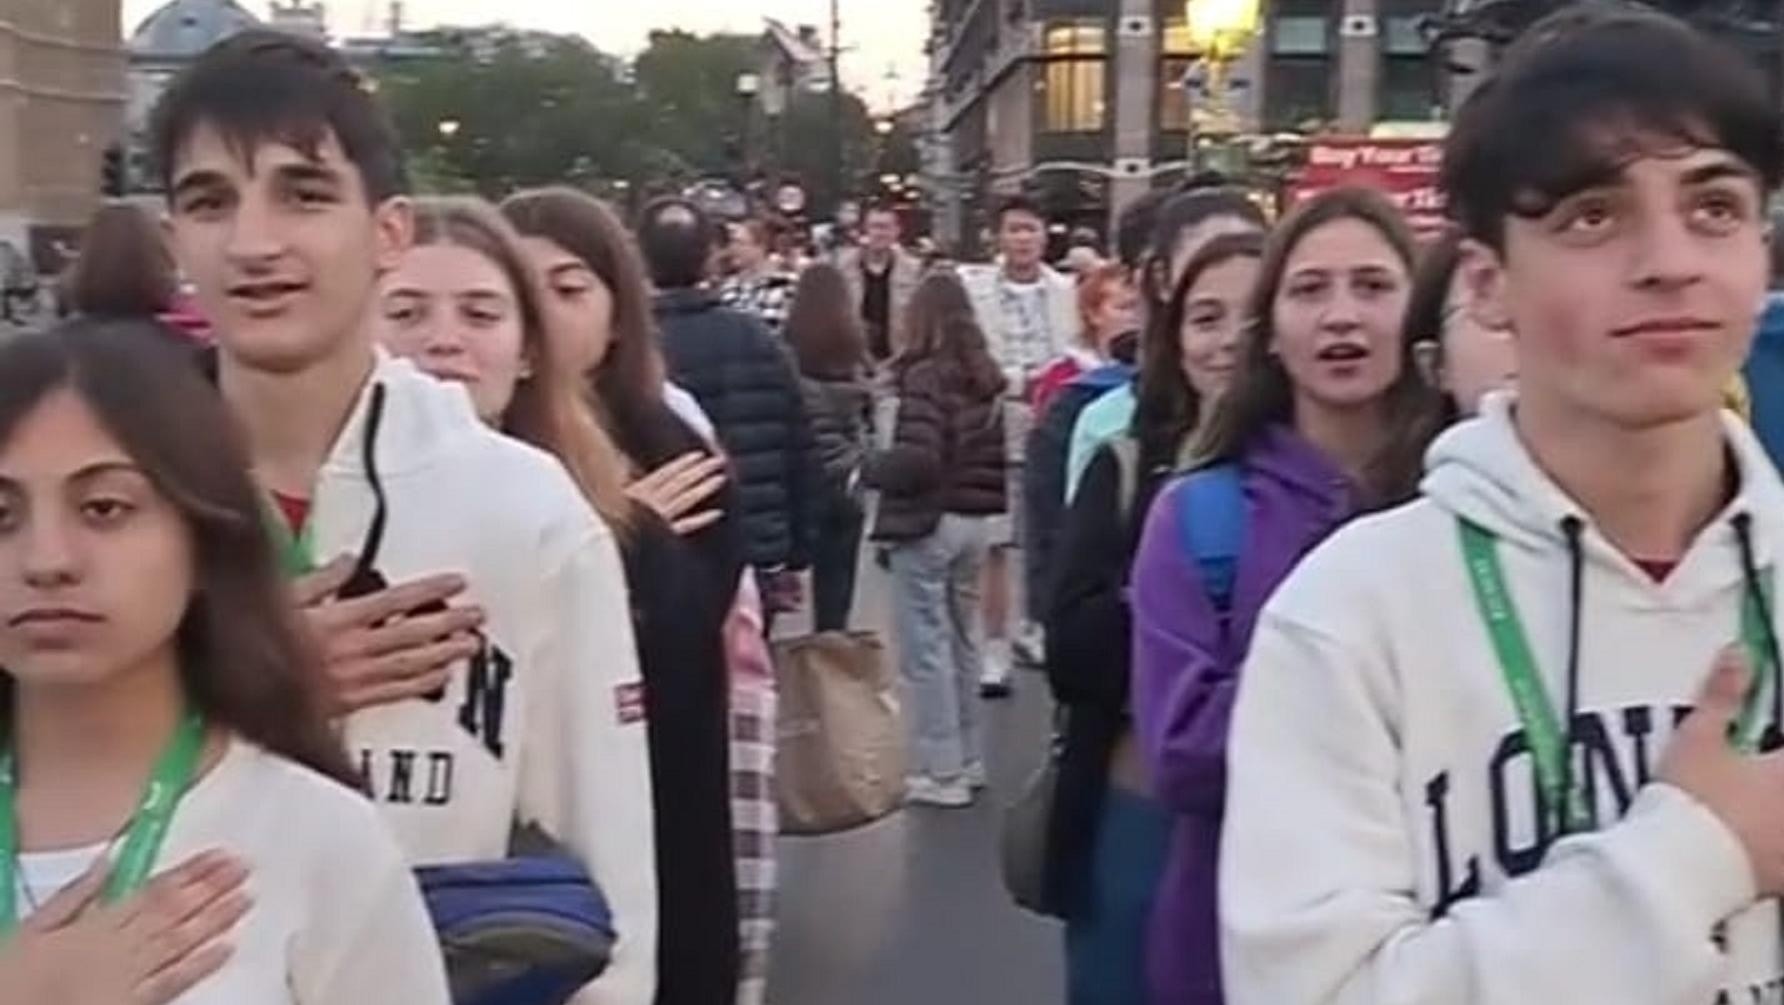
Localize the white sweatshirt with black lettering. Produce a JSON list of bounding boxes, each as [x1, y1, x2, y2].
[[304, 354, 657, 1005], [1221, 392, 1784, 1004]]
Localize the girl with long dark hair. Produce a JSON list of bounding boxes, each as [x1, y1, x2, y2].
[[0, 321, 447, 1002], [1130, 188, 1443, 1004], [376, 197, 742, 1005], [1043, 232, 1263, 1004], [784, 263, 872, 632], [870, 271, 1008, 807]]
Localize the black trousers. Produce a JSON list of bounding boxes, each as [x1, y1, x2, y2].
[[811, 496, 865, 633]]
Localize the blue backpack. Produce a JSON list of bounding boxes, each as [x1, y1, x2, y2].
[[415, 825, 617, 1005], [1174, 463, 1246, 616]]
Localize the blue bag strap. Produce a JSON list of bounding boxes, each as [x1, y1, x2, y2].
[[1176, 462, 1245, 614]]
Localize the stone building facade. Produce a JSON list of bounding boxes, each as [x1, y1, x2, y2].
[[0, 0, 127, 263]]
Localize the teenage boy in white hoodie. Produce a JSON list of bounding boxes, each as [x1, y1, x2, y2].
[[150, 32, 658, 1004], [1221, 6, 1784, 1003]]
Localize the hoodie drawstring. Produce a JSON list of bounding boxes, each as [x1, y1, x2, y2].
[[1731, 513, 1784, 742], [337, 383, 390, 599], [1559, 517, 1585, 837]]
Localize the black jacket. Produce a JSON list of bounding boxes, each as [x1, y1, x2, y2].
[[655, 288, 818, 571], [867, 356, 1006, 542], [1042, 438, 1171, 915], [1023, 372, 1130, 623], [801, 372, 872, 500], [622, 510, 742, 1005]]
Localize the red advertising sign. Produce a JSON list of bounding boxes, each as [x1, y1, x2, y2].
[[1290, 137, 1447, 236]]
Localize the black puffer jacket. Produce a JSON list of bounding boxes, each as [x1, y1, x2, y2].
[[801, 373, 872, 499], [868, 356, 1007, 542], [655, 288, 818, 570]]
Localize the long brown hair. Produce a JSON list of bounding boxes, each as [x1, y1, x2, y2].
[[785, 263, 867, 380], [0, 322, 356, 786], [410, 197, 634, 537], [1133, 231, 1264, 468], [1194, 188, 1443, 506], [893, 270, 1005, 398], [65, 203, 178, 320], [500, 189, 677, 466]]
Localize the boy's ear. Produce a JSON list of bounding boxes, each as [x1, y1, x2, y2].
[[372, 196, 415, 274], [1458, 238, 1514, 334]]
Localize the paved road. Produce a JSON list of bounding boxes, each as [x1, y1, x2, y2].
[[766, 554, 1067, 1005]]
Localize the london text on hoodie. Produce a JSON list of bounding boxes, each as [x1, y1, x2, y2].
[[301, 355, 658, 1005], [1220, 393, 1784, 1004]]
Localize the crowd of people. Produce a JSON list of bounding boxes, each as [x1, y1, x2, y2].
[[8, 4, 1784, 1005]]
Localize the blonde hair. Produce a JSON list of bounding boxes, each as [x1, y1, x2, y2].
[[411, 197, 636, 538]]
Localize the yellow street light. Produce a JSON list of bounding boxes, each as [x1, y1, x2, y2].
[[1184, 0, 1261, 61]]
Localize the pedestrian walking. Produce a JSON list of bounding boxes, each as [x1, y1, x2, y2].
[[1067, 189, 1268, 502], [784, 263, 873, 633], [718, 219, 797, 336], [1131, 187, 1441, 1005], [835, 204, 922, 364], [0, 322, 449, 1004], [152, 32, 658, 1003], [959, 196, 1077, 690], [377, 196, 743, 1005], [1022, 263, 1140, 645], [869, 271, 1008, 807], [1044, 232, 1263, 1005], [502, 187, 779, 1005], [1221, 8, 1784, 1002], [640, 197, 819, 628]]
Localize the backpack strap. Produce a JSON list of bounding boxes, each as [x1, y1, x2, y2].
[[1176, 462, 1246, 614]]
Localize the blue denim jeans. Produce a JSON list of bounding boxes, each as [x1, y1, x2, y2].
[[888, 514, 992, 779]]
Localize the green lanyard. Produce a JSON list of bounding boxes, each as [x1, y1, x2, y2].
[[264, 497, 317, 578], [0, 710, 207, 938], [1458, 520, 1777, 838]]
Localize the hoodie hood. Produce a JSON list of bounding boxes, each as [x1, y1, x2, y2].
[[322, 351, 489, 481], [1423, 389, 1784, 601], [1245, 424, 1355, 519]]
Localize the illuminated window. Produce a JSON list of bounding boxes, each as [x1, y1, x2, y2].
[[1044, 23, 1107, 56], [1379, 3, 1444, 121], [1039, 20, 1106, 133], [1160, 17, 1195, 132]]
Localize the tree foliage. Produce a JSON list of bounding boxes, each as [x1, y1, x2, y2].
[[376, 28, 890, 214]]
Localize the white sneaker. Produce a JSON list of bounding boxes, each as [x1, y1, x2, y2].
[[963, 760, 988, 790], [1012, 622, 1046, 667], [906, 775, 973, 807], [980, 640, 1013, 698]]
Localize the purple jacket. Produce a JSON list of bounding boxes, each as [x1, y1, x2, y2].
[[1130, 425, 1355, 1005]]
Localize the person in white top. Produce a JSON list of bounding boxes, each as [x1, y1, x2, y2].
[[1, 849, 249, 1005], [1220, 7, 1784, 1003], [0, 321, 449, 1004], [151, 32, 658, 1004], [957, 196, 1077, 691]]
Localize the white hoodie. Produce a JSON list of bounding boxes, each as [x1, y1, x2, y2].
[[304, 355, 657, 1005], [1221, 392, 1784, 1005]]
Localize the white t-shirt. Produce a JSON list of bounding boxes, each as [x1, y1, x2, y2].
[[17, 740, 450, 1005]]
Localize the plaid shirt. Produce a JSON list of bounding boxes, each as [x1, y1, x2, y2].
[[724, 575, 779, 1005], [719, 272, 796, 334]]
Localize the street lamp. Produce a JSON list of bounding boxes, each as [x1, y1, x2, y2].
[[1183, 0, 1261, 173], [735, 73, 762, 180], [437, 119, 461, 140], [874, 117, 894, 136]]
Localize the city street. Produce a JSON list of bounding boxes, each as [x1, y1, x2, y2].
[[767, 555, 1066, 1005]]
